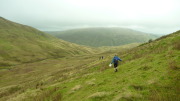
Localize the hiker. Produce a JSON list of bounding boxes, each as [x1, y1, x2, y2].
[[102, 56, 104, 59], [110, 55, 122, 72], [99, 57, 101, 60], [99, 56, 104, 60]]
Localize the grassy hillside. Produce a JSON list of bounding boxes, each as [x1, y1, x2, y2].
[[0, 30, 179, 101], [45, 30, 179, 101], [46, 27, 158, 47], [0, 17, 95, 67], [57, 30, 179, 101]]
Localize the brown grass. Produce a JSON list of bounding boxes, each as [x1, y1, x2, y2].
[[169, 61, 179, 70], [130, 84, 145, 91], [34, 87, 61, 101], [139, 65, 152, 71], [173, 40, 180, 50], [0, 85, 21, 98], [88, 92, 111, 99]]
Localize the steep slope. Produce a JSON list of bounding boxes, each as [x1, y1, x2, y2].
[[0, 17, 93, 67], [46, 27, 158, 47], [34, 30, 178, 101]]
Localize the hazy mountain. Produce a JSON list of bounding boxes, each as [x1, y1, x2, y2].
[[46, 28, 158, 47], [0, 17, 94, 66]]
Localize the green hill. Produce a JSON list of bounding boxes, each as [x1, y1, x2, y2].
[[0, 28, 179, 101], [46, 28, 158, 47], [0, 17, 94, 67]]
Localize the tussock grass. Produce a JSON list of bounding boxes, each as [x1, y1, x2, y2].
[[0, 85, 21, 98], [71, 85, 82, 92], [33, 87, 62, 101], [88, 92, 111, 100], [112, 91, 142, 101]]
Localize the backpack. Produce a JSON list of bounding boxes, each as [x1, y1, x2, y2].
[[114, 58, 118, 64]]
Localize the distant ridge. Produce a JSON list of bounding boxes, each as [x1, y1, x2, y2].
[[46, 27, 158, 47]]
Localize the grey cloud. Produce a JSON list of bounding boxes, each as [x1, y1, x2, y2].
[[0, 0, 180, 35]]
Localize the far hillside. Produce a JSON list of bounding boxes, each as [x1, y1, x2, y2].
[[46, 27, 158, 47], [0, 17, 94, 67]]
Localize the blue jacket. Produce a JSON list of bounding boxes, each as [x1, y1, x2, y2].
[[111, 56, 122, 64]]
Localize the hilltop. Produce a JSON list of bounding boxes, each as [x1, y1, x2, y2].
[[46, 27, 158, 47], [0, 17, 94, 67]]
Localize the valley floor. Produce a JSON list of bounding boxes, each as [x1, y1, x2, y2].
[[0, 54, 112, 101]]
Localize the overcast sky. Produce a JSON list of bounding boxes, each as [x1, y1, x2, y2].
[[0, 0, 180, 34]]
